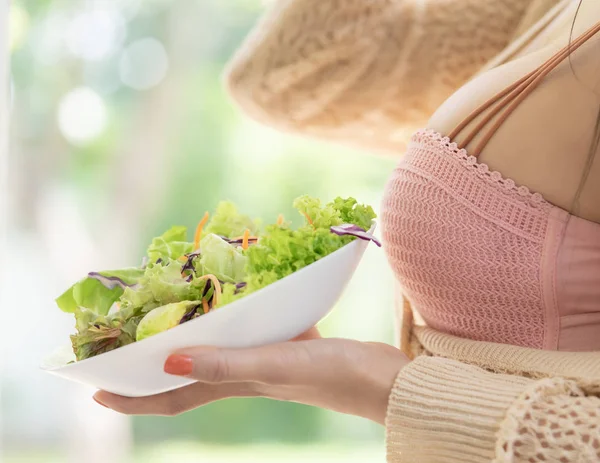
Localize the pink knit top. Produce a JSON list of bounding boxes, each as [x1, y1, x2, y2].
[[381, 129, 600, 352]]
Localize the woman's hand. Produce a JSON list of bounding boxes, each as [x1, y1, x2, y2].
[[93, 329, 409, 425]]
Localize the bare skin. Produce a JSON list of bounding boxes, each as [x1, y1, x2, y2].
[[429, 1, 600, 223]]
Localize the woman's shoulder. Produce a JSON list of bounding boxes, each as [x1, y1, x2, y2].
[[425, 32, 600, 222], [426, 43, 555, 135]]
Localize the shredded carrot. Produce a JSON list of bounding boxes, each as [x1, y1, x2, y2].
[[302, 212, 315, 228], [196, 274, 222, 307], [230, 235, 258, 241], [242, 229, 250, 250], [202, 299, 210, 314], [193, 212, 210, 250], [277, 214, 284, 225]]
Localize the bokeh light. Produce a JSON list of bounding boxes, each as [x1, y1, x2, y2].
[[119, 38, 169, 90], [114, 0, 143, 20], [57, 87, 107, 145], [65, 9, 126, 62], [32, 10, 70, 66], [9, 3, 30, 51]]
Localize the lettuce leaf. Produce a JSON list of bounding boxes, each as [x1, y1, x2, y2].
[[330, 197, 375, 231], [147, 226, 193, 263], [55, 268, 145, 316], [292, 195, 343, 229], [242, 226, 351, 294], [119, 260, 206, 313], [204, 201, 260, 238], [136, 301, 202, 341], [198, 234, 247, 283], [215, 196, 376, 303], [70, 264, 207, 360], [292, 195, 375, 231], [70, 306, 143, 360], [236, 196, 376, 297]]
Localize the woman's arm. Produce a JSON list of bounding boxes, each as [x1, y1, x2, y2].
[[224, 0, 560, 154], [387, 356, 600, 463]]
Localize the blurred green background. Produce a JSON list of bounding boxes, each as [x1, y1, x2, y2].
[[3, 0, 397, 461]]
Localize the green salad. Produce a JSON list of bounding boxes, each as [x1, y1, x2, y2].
[[56, 195, 380, 361]]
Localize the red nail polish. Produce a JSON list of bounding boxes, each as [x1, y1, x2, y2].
[[93, 396, 108, 408], [164, 355, 194, 376]]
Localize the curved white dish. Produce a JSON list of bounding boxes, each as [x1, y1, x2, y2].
[[41, 229, 374, 397]]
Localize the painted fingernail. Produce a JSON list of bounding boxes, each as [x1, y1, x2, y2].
[[164, 355, 194, 376], [93, 396, 108, 408]]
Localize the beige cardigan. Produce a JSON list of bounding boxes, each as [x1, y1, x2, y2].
[[224, 1, 600, 461], [388, 297, 600, 462]]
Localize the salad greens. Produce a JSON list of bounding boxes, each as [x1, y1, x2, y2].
[[56, 195, 379, 361]]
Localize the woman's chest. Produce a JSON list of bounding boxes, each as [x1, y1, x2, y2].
[[381, 130, 600, 351]]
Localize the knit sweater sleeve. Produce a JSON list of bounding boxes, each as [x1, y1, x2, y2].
[[224, 0, 546, 154], [386, 356, 600, 463]]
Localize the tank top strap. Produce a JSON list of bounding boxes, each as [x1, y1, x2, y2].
[[449, 21, 600, 158]]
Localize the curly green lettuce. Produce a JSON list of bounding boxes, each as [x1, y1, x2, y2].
[[70, 307, 142, 360], [147, 226, 193, 263], [204, 201, 260, 238], [222, 195, 376, 300]]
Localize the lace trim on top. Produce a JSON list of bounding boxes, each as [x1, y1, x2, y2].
[[419, 128, 551, 208], [401, 129, 553, 243]]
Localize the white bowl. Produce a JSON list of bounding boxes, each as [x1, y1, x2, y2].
[[41, 229, 374, 397]]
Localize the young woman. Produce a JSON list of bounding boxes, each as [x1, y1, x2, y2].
[[94, 1, 600, 461]]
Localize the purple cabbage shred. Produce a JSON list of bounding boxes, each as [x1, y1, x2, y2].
[[179, 303, 202, 325], [201, 279, 212, 298], [329, 224, 381, 247], [181, 250, 201, 274], [219, 235, 258, 246], [234, 282, 247, 294], [88, 272, 139, 290]]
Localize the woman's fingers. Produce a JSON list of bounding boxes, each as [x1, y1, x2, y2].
[[94, 381, 257, 416], [94, 335, 325, 415], [166, 341, 316, 385], [291, 326, 321, 341]]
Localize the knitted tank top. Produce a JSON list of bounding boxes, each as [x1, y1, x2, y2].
[[381, 24, 600, 352]]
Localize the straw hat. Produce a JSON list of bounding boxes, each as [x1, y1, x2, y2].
[[482, 0, 577, 72], [226, 0, 578, 153]]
